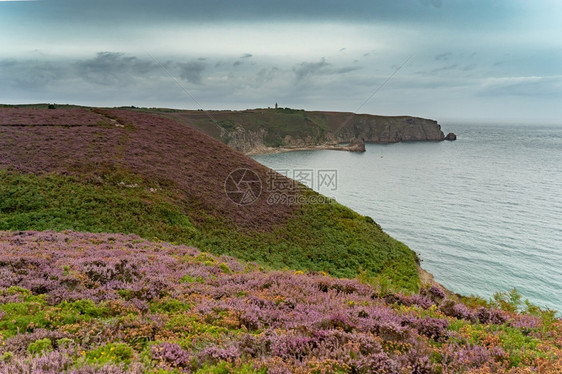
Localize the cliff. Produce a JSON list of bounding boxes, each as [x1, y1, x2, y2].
[[156, 108, 449, 155], [325, 113, 445, 143]]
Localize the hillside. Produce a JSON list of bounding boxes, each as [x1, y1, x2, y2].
[[0, 231, 560, 373], [0, 105, 418, 291], [140, 107, 450, 154], [0, 106, 560, 373]]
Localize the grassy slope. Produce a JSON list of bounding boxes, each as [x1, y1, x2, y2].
[[0, 106, 419, 291], [0, 171, 418, 291]]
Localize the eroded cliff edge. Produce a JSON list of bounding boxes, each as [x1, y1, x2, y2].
[[153, 108, 452, 155]]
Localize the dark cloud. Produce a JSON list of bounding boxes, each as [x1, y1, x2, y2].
[[335, 66, 362, 74], [293, 58, 329, 81], [431, 64, 459, 73], [435, 53, 451, 61], [233, 54, 254, 67], [290, 59, 362, 86], [0, 52, 168, 95], [178, 61, 206, 84], [0, 58, 67, 90], [256, 67, 280, 84], [24, 0, 491, 29], [74, 52, 158, 85]]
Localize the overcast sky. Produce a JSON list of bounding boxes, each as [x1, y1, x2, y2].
[[1, 0, 561, 124]]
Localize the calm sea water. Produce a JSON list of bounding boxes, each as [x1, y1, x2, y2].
[[253, 124, 562, 312]]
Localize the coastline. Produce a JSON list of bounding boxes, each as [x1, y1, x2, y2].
[[246, 139, 367, 155], [246, 144, 360, 156], [249, 142, 453, 296], [417, 264, 453, 296]]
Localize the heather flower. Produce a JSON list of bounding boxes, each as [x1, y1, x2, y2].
[[0, 230, 559, 372], [0, 350, 74, 373], [509, 314, 541, 331], [197, 345, 240, 364], [412, 317, 449, 340], [476, 307, 507, 325], [150, 342, 191, 368], [428, 284, 446, 300], [440, 299, 476, 322], [452, 303, 476, 322], [402, 294, 434, 309], [355, 352, 399, 373], [2, 329, 66, 356]]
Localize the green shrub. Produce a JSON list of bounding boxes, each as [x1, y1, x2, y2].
[[85, 342, 135, 366], [1, 352, 14, 362], [150, 298, 192, 314], [27, 338, 53, 355]]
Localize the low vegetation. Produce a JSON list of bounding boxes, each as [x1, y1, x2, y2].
[[0, 231, 559, 373]]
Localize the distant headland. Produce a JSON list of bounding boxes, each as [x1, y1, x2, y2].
[[140, 106, 457, 155]]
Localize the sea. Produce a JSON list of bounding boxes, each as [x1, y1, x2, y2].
[[252, 123, 562, 312]]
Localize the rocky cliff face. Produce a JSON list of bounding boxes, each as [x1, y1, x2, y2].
[[329, 115, 444, 143], [222, 114, 445, 154], [156, 109, 450, 155], [222, 125, 269, 154]]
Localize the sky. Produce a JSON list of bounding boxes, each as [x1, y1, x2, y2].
[[1, 0, 562, 124]]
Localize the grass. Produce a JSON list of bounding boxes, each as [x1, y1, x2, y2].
[[0, 169, 419, 292], [0, 170, 197, 242]]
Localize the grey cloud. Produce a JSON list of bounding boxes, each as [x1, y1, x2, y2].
[[431, 64, 459, 73], [241, 54, 253, 59], [74, 52, 159, 85], [256, 67, 280, 83], [179, 61, 206, 84], [479, 76, 562, 97], [291, 59, 363, 83], [1, 52, 172, 94], [435, 53, 451, 61], [33, 0, 499, 30], [293, 58, 329, 81], [335, 66, 362, 74], [0, 58, 68, 90]]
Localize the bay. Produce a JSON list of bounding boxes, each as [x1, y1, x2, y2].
[[253, 123, 562, 312]]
